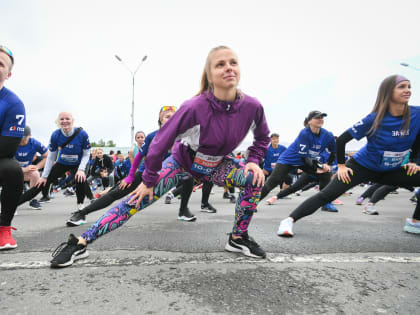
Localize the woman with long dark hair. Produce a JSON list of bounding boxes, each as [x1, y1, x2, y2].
[[278, 75, 420, 236]]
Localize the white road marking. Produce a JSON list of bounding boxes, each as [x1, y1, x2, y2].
[[1, 253, 420, 270]]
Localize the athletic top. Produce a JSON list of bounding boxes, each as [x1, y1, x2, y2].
[[142, 91, 270, 187], [0, 86, 26, 138], [49, 128, 91, 165], [15, 137, 48, 167], [278, 127, 336, 166], [348, 106, 420, 172], [263, 144, 287, 172]]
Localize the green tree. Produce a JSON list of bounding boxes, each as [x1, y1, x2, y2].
[[106, 140, 116, 147], [98, 139, 106, 146]]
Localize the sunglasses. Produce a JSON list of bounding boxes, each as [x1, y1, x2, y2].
[[0, 46, 14, 64], [160, 106, 177, 112]]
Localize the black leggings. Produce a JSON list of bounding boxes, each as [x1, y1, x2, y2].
[[177, 178, 213, 211], [81, 172, 143, 216], [261, 163, 331, 200], [18, 163, 92, 206], [0, 158, 24, 226], [360, 183, 382, 199], [362, 184, 414, 204], [276, 173, 320, 199], [289, 158, 420, 221]]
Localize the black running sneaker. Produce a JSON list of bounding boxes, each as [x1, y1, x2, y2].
[[66, 211, 87, 227], [29, 199, 42, 210], [178, 207, 197, 222], [200, 203, 217, 213], [223, 192, 231, 199], [39, 196, 51, 203], [225, 232, 266, 259], [50, 234, 89, 268]]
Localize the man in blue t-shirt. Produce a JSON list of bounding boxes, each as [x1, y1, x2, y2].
[[15, 126, 49, 209], [0, 45, 26, 250]]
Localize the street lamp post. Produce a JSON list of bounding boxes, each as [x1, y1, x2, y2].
[[400, 62, 420, 71], [115, 54, 148, 146]]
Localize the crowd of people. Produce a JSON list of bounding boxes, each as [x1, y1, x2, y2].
[[0, 45, 419, 269]]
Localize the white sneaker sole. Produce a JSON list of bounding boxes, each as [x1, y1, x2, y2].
[[225, 242, 264, 259], [0, 243, 17, 250], [51, 250, 89, 268], [177, 215, 197, 222], [66, 220, 87, 227]]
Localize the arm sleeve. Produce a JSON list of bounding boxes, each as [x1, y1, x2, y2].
[[302, 157, 318, 173], [41, 151, 58, 178], [409, 131, 420, 163], [326, 152, 336, 165], [246, 105, 271, 165], [336, 131, 354, 164], [78, 149, 90, 171], [125, 150, 144, 183]]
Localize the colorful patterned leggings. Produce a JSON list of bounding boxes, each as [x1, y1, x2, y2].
[[81, 156, 262, 243]]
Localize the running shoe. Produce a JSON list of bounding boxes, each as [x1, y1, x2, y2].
[[266, 196, 277, 205], [223, 192, 231, 199], [403, 218, 420, 234], [229, 194, 236, 204], [63, 188, 75, 197], [0, 226, 17, 250], [332, 199, 344, 205], [321, 203, 338, 212], [66, 211, 87, 227], [225, 232, 266, 259], [29, 199, 42, 210], [355, 196, 364, 205], [277, 218, 294, 237], [39, 196, 51, 203], [177, 208, 197, 222], [165, 193, 174, 204], [201, 203, 217, 213], [295, 191, 301, 196], [363, 203, 379, 215], [50, 234, 89, 268]]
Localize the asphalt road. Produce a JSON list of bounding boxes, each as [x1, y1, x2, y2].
[[1, 185, 420, 314]]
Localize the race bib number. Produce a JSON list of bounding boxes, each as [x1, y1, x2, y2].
[[381, 150, 410, 169], [191, 152, 223, 174], [60, 154, 79, 164]]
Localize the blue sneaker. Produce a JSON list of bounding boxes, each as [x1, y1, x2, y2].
[[321, 203, 338, 212], [404, 218, 420, 234]]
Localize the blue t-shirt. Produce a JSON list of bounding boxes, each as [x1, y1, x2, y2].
[[348, 106, 420, 172], [278, 127, 336, 166], [263, 144, 287, 172], [15, 137, 48, 167], [0, 87, 26, 138], [49, 128, 91, 166]]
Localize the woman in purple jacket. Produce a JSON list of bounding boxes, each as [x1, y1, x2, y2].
[[51, 45, 271, 267]]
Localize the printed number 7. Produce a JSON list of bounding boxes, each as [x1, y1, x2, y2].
[[16, 115, 24, 125]]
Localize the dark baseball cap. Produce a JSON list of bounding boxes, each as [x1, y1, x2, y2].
[[307, 110, 327, 121], [270, 133, 279, 138]]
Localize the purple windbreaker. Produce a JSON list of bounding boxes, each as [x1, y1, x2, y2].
[[142, 91, 270, 187]]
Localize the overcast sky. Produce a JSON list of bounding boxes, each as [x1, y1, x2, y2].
[[2, 0, 420, 151]]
